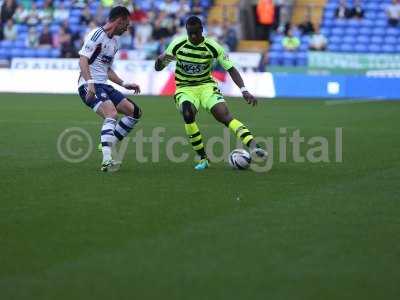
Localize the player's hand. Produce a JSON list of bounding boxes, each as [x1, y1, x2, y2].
[[86, 83, 96, 102], [123, 82, 141, 94], [242, 91, 257, 106]]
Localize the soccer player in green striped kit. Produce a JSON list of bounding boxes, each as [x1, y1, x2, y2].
[[155, 16, 267, 170]]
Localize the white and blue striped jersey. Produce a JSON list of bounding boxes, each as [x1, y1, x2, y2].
[[78, 27, 119, 87]]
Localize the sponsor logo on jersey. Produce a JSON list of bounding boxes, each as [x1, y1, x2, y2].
[[178, 61, 208, 75]]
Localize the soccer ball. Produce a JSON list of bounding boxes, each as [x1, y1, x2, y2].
[[229, 149, 252, 170]]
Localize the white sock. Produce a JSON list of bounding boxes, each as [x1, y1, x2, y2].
[[101, 117, 117, 162]]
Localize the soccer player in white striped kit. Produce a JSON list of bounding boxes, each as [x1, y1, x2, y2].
[[78, 6, 141, 172]]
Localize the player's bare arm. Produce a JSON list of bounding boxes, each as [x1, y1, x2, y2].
[[79, 55, 95, 101], [228, 67, 257, 106], [155, 54, 175, 71], [107, 68, 141, 94]]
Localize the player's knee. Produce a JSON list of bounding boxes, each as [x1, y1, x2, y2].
[[105, 109, 118, 120], [127, 98, 142, 119], [133, 103, 142, 119], [181, 102, 195, 123], [217, 112, 233, 126], [182, 108, 195, 123]]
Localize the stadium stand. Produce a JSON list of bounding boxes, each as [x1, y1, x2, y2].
[[0, 0, 217, 60], [267, 0, 400, 66]]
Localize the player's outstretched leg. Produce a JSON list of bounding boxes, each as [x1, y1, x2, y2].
[[96, 100, 121, 172], [210, 103, 267, 158], [181, 101, 209, 170], [115, 98, 142, 142]]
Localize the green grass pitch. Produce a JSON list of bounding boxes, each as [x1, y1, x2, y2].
[[1, 93, 400, 299]]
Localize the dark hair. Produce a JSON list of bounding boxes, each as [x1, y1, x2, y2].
[[109, 6, 130, 21], [186, 16, 203, 28]]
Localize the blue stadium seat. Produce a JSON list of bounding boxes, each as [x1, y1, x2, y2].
[[372, 28, 385, 36], [345, 27, 358, 35], [10, 48, 24, 58], [359, 19, 374, 27], [332, 19, 347, 27], [22, 48, 35, 57], [331, 28, 344, 35], [374, 19, 387, 28], [356, 35, 369, 44], [381, 45, 396, 54], [385, 36, 397, 44], [354, 44, 368, 53], [320, 28, 330, 36], [340, 44, 353, 52], [0, 40, 14, 49], [342, 36, 354, 44], [69, 16, 80, 25], [268, 52, 281, 66], [36, 48, 52, 58], [70, 9, 81, 17], [366, 3, 380, 11], [0, 48, 9, 59], [282, 52, 296, 66], [327, 43, 340, 52], [329, 35, 341, 43], [359, 27, 371, 35], [370, 36, 384, 44], [299, 43, 308, 51], [270, 43, 283, 51], [15, 40, 26, 48], [386, 27, 400, 35], [296, 52, 307, 66], [50, 49, 61, 58], [368, 44, 381, 53]]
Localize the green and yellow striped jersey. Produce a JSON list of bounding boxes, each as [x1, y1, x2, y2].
[[165, 36, 234, 87]]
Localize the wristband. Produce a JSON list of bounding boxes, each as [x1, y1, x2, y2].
[[122, 81, 127, 87], [240, 87, 248, 93]]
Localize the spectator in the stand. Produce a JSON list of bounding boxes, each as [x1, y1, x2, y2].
[[134, 17, 153, 49], [298, 10, 315, 35], [386, 0, 400, 27], [13, 5, 25, 24], [207, 19, 224, 40], [73, 0, 87, 9], [39, 0, 54, 25], [152, 11, 175, 40], [94, 5, 106, 25], [222, 21, 238, 51], [282, 28, 300, 51], [335, 0, 351, 19], [54, 26, 75, 57], [176, 0, 191, 26], [3, 19, 17, 40], [84, 20, 97, 37], [273, 0, 284, 30], [1, 0, 18, 25], [53, 1, 70, 23], [191, 0, 204, 16], [256, 0, 275, 41], [309, 26, 327, 51], [26, 26, 39, 48], [350, 0, 364, 19], [101, 0, 114, 8], [258, 50, 269, 72], [25, 2, 40, 26], [120, 26, 134, 49], [80, 6, 93, 25], [130, 4, 148, 23], [39, 24, 53, 48], [159, 0, 179, 16]]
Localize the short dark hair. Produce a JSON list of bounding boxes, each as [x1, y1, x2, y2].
[[109, 6, 130, 21], [186, 16, 203, 28]]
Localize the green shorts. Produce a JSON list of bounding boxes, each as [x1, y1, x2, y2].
[[174, 83, 225, 112]]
